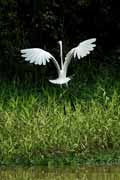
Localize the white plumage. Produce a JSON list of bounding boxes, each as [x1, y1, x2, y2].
[[20, 38, 96, 86]]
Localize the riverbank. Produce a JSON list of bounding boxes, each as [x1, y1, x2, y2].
[[0, 63, 120, 166]]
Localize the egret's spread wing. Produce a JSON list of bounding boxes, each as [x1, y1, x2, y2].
[[20, 48, 60, 73], [63, 38, 96, 74]]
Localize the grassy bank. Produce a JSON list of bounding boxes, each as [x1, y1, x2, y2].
[[0, 61, 120, 166]]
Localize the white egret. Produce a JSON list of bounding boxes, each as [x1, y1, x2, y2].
[[20, 38, 96, 86]]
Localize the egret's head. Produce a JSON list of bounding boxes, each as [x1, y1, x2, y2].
[[58, 40, 62, 46]]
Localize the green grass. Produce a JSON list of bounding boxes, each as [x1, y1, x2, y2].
[[1, 61, 120, 166]]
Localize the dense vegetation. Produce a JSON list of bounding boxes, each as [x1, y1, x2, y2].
[[0, 0, 120, 165], [0, 63, 120, 165]]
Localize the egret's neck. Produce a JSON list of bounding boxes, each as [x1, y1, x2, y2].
[[59, 41, 63, 69]]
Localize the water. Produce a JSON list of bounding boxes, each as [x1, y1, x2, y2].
[[0, 166, 120, 180]]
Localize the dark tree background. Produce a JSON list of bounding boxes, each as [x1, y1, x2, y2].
[[0, 0, 120, 80]]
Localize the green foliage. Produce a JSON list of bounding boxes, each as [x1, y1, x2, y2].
[[0, 64, 120, 165]]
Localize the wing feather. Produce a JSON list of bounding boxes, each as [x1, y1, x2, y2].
[[20, 48, 60, 73], [63, 38, 96, 75]]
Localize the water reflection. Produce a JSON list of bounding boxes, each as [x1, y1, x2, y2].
[[0, 166, 120, 180]]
